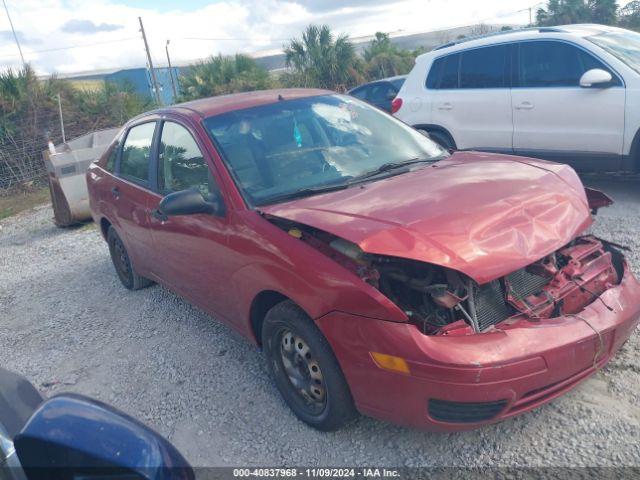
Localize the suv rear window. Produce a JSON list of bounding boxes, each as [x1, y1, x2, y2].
[[460, 45, 508, 88], [427, 45, 509, 90], [427, 53, 460, 89]]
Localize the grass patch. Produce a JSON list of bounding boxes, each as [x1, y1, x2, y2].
[[0, 186, 51, 220]]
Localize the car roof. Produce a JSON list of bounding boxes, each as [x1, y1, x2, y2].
[[139, 88, 333, 120], [423, 23, 627, 57]]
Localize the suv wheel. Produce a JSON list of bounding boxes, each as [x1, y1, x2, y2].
[[107, 226, 153, 290], [421, 129, 455, 151], [262, 300, 357, 431]]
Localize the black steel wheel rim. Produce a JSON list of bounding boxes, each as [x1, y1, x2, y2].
[[278, 328, 327, 415], [112, 236, 131, 283]]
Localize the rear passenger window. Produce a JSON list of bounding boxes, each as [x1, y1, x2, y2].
[[440, 53, 460, 89], [426, 57, 445, 89], [120, 123, 155, 184], [518, 41, 615, 87], [426, 53, 460, 89], [460, 45, 508, 88]]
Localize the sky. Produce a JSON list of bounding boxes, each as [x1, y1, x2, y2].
[[0, 0, 544, 75]]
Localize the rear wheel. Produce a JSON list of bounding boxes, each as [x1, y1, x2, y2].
[[262, 301, 357, 431], [107, 226, 153, 290], [420, 129, 455, 151]]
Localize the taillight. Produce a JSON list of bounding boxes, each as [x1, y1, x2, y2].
[[391, 97, 403, 114]]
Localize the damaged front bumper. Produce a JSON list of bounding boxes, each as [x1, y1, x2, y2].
[[316, 262, 640, 431]]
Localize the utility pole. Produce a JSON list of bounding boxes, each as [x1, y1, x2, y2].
[[2, 0, 25, 67], [57, 93, 66, 143], [138, 16, 162, 106], [529, 6, 533, 26], [165, 40, 178, 100]]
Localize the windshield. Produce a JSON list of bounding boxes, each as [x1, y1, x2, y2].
[[588, 30, 640, 74], [204, 94, 446, 205]]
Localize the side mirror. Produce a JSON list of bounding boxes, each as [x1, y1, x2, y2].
[[580, 68, 613, 88], [14, 394, 194, 480], [159, 188, 225, 217]]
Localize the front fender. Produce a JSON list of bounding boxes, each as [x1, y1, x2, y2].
[[231, 259, 406, 340]]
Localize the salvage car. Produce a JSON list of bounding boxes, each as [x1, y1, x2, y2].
[[87, 89, 640, 431]]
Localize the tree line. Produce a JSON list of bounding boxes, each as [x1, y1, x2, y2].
[[177, 26, 422, 101], [536, 0, 640, 29]]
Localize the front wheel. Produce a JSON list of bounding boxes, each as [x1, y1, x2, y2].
[[262, 301, 357, 431]]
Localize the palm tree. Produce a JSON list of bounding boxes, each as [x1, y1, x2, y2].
[[179, 54, 272, 101], [362, 32, 416, 80], [283, 24, 363, 90], [619, 0, 640, 30]]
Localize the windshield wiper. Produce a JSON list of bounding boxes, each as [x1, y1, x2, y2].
[[351, 156, 442, 182], [264, 182, 350, 204]]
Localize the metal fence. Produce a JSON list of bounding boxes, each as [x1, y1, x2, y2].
[[0, 106, 120, 194]]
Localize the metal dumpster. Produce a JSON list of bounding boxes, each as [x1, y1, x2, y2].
[[43, 127, 119, 226]]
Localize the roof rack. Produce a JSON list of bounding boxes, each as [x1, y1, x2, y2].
[[433, 26, 566, 51]]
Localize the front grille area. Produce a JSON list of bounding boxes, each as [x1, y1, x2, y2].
[[428, 399, 508, 423], [506, 268, 551, 300], [473, 280, 511, 331], [471, 267, 552, 331]]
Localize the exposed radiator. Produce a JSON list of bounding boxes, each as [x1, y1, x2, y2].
[[470, 267, 551, 331], [472, 280, 511, 331], [506, 268, 551, 301]]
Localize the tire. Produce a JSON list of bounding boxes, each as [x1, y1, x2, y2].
[[262, 300, 357, 431], [107, 226, 153, 291], [421, 129, 455, 151]]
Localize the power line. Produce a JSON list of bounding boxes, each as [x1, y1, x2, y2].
[[1, 0, 24, 66], [182, 36, 291, 42], [0, 37, 139, 60]]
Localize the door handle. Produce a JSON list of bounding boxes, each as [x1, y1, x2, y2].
[[515, 102, 534, 110], [438, 103, 453, 111], [111, 187, 120, 199], [151, 209, 168, 222]]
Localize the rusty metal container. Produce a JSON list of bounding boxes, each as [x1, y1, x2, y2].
[[43, 128, 119, 226]]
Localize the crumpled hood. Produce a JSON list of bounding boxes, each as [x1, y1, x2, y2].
[[261, 152, 593, 284]]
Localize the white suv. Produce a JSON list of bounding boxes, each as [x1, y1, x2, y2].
[[393, 24, 640, 172]]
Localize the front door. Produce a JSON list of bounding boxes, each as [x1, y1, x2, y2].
[[512, 40, 625, 163], [146, 120, 235, 320]]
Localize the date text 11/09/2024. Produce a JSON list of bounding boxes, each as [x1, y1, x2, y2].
[[232, 468, 400, 478]]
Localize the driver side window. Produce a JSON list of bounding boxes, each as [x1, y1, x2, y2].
[[158, 122, 217, 198]]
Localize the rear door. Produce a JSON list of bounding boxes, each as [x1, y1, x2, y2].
[[110, 121, 158, 275], [146, 119, 236, 320], [512, 40, 625, 163], [430, 44, 513, 151]]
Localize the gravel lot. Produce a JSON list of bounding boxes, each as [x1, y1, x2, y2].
[[1, 174, 639, 468]]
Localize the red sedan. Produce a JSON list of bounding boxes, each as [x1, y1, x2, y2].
[[87, 89, 640, 431]]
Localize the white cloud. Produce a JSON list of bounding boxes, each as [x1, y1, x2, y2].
[[0, 0, 533, 75]]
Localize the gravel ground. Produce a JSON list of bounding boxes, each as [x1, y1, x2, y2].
[[1, 174, 639, 468]]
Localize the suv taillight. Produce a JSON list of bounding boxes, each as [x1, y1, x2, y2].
[[391, 97, 403, 114]]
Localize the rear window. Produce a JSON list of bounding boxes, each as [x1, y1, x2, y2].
[[426, 53, 460, 89], [460, 45, 508, 88], [120, 122, 155, 184]]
